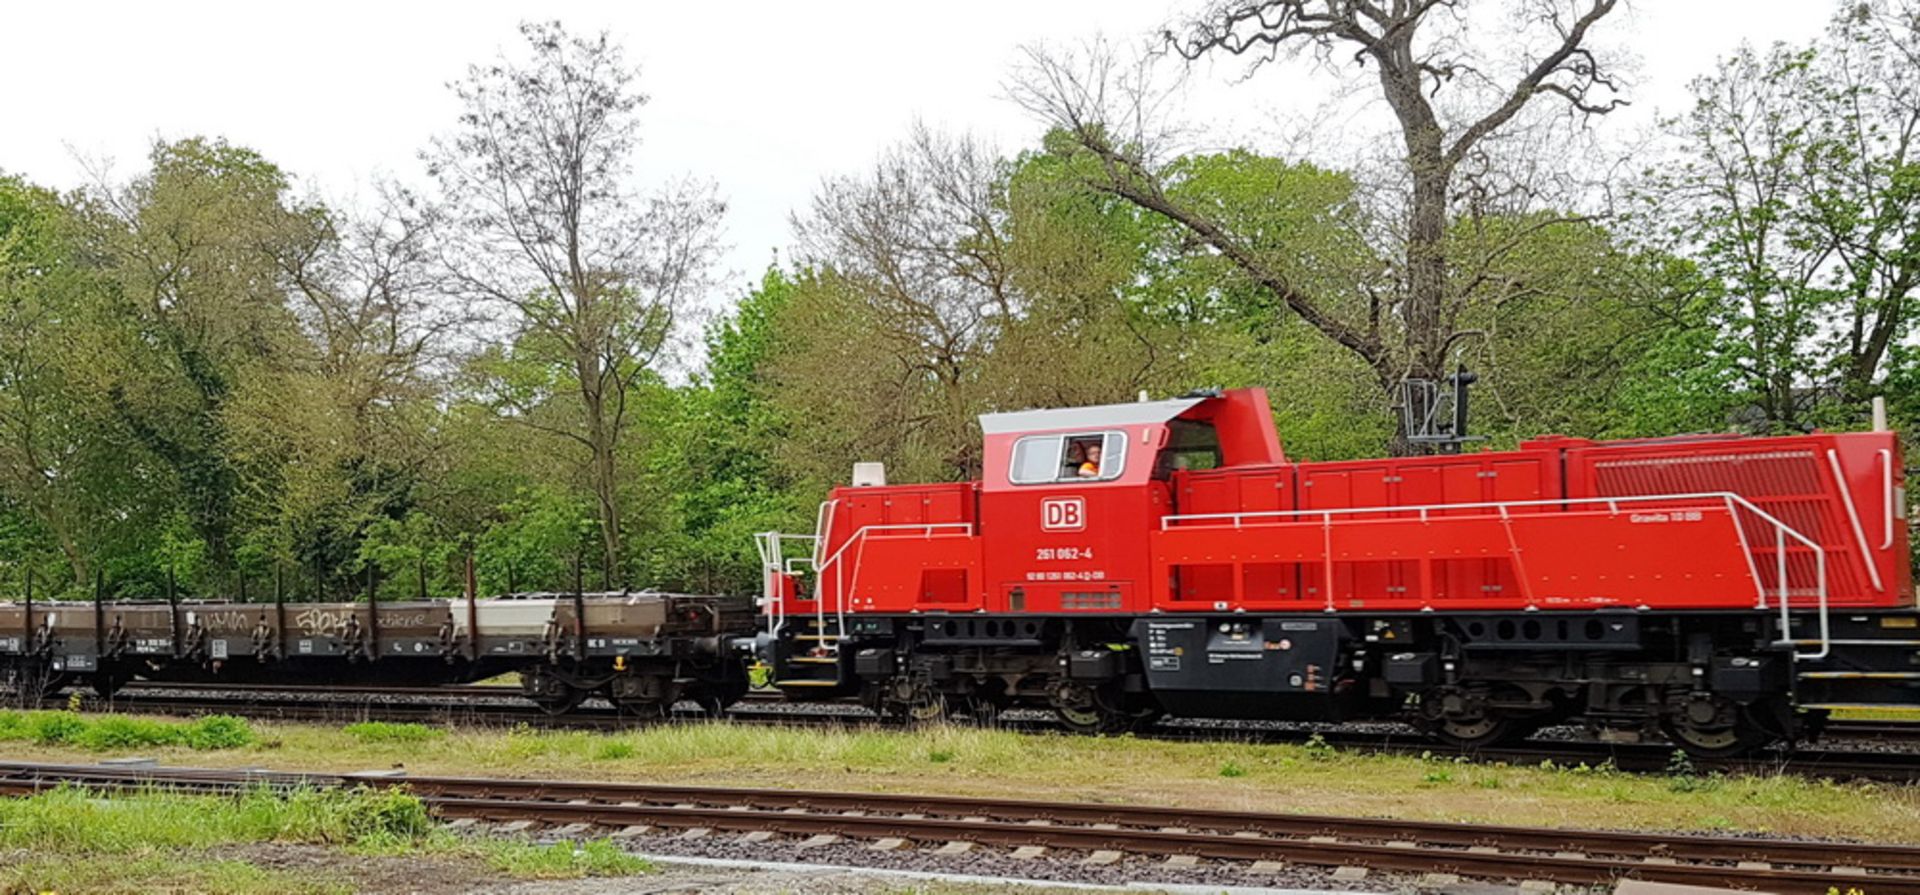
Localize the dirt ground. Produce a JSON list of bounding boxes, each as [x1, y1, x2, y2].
[[200, 844, 1123, 895]]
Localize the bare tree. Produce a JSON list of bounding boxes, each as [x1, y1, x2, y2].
[[428, 22, 725, 581], [1013, 1, 1627, 449], [280, 190, 461, 433], [788, 125, 1013, 481]]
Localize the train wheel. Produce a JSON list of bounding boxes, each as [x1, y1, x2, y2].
[[608, 674, 680, 721], [1431, 715, 1527, 750], [872, 677, 944, 723], [1049, 681, 1135, 735], [1662, 695, 1773, 757], [521, 667, 585, 716]]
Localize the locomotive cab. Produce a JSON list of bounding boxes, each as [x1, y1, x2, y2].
[[976, 389, 1286, 616]]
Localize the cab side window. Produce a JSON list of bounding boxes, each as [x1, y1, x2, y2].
[[1009, 431, 1127, 484], [1154, 420, 1221, 479]]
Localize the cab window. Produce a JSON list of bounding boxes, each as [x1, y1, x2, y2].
[[1155, 420, 1221, 478], [1009, 431, 1127, 484]]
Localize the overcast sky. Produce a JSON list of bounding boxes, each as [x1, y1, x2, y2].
[[2, 1, 1838, 306]]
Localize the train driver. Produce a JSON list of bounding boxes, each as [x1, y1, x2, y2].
[[1077, 443, 1103, 477]]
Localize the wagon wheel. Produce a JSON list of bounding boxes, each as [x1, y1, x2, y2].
[[607, 674, 682, 721], [520, 667, 586, 716], [531, 687, 587, 716]]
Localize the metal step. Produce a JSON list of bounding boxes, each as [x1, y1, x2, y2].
[[774, 679, 842, 688], [1798, 671, 1920, 680], [1789, 639, 1920, 647], [793, 634, 841, 642], [786, 656, 839, 665]]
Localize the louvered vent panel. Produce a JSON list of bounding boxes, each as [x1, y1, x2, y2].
[[1590, 450, 1854, 599]]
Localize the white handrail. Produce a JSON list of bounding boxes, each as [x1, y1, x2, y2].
[[1827, 450, 1885, 592], [767, 502, 973, 651], [809, 499, 840, 638], [753, 530, 818, 639], [1160, 490, 1830, 661], [1881, 448, 1895, 550], [812, 522, 974, 640]]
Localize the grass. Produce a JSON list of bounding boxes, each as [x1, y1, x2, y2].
[[0, 709, 253, 750], [476, 838, 651, 879], [9, 708, 1920, 842], [342, 721, 446, 744], [0, 784, 651, 893], [0, 852, 347, 895]]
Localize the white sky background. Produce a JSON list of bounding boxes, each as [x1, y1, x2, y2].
[[1, 1, 1837, 325]]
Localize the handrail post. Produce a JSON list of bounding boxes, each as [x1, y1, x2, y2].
[[273, 565, 287, 660], [167, 567, 181, 658], [463, 543, 479, 662], [571, 555, 587, 665], [22, 569, 32, 654], [93, 569, 105, 657], [1321, 512, 1336, 612], [365, 563, 379, 661]]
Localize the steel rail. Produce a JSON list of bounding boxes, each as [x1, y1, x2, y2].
[[0, 761, 1914, 893]]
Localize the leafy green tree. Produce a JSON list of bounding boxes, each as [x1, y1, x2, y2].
[[0, 175, 113, 589], [1637, 1, 1920, 431], [82, 138, 319, 584], [636, 268, 811, 594]]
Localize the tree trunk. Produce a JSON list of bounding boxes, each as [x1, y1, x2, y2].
[[577, 354, 623, 587]]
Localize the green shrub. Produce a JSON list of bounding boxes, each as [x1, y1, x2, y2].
[[184, 715, 256, 750], [341, 721, 444, 744], [28, 712, 88, 745], [1218, 760, 1248, 778], [339, 787, 436, 846], [76, 715, 182, 750]]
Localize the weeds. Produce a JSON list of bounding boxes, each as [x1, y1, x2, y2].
[[1666, 749, 1724, 793], [1301, 733, 1336, 760]]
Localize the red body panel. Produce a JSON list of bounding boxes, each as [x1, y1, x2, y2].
[[772, 388, 1913, 621]]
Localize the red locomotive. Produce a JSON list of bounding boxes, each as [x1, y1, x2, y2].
[[758, 387, 1915, 754]]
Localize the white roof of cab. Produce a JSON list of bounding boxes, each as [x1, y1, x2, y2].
[[978, 396, 1209, 436]]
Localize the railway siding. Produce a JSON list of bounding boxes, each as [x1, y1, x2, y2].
[[0, 759, 1913, 893]]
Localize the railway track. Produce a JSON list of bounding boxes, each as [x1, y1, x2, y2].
[[0, 758, 1911, 893], [39, 683, 1920, 782]]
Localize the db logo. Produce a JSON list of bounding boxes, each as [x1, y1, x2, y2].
[[1041, 497, 1086, 532]]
